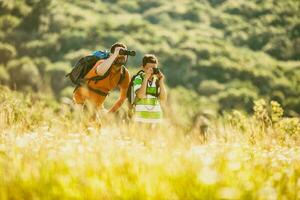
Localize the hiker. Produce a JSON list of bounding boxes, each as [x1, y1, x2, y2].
[[128, 54, 167, 124], [72, 42, 132, 113]]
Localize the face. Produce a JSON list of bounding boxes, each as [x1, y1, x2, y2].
[[144, 63, 158, 72], [113, 55, 127, 68]]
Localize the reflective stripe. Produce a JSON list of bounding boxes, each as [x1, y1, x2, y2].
[[145, 95, 156, 99], [134, 117, 162, 124], [135, 98, 159, 105], [135, 111, 162, 119], [135, 104, 162, 112]]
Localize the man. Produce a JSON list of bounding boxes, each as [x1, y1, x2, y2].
[[132, 54, 167, 124], [73, 42, 131, 113]]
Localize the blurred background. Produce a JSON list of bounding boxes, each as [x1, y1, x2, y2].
[[0, 0, 299, 121]]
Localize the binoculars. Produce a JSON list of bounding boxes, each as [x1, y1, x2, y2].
[[153, 68, 160, 74], [119, 49, 136, 56]]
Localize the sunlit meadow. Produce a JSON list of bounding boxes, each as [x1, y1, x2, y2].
[[0, 86, 299, 200]]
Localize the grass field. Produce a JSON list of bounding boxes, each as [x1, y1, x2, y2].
[[0, 87, 299, 200]]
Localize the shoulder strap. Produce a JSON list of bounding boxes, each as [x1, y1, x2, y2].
[[135, 70, 144, 80], [87, 64, 112, 84], [127, 70, 145, 106], [118, 66, 126, 85], [155, 78, 160, 97], [131, 70, 144, 86]]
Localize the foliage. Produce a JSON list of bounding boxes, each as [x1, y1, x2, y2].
[[226, 99, 300, 143], [0, 42, 16, 64], [6, 57, 42, 91], [0, 0, 299, 116]]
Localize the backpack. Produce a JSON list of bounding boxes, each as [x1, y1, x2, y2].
[[126, 70, 160, 106], [66, 50, 126, 87], [66, 50, 110, 85]]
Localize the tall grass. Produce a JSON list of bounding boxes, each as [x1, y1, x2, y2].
[[0, 86, 299, 200]]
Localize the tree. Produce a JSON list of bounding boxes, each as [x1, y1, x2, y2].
[[0, 43, 16, 64], [7, 57, 41, 91]]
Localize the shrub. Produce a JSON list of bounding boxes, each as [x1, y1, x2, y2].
[[6, 57, 41, 91], [0, 43, 16, 64]]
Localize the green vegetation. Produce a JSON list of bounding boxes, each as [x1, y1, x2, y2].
[[0, 0, 299, 116]]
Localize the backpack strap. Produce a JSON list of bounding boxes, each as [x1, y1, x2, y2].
[[155, 79, 160, 97], [87, 85, 108, 97], [84, 65, 126, 97], [127, 70, 144, 106], [73, 84, 108, 97], [117, 66, 126, 85], [88, 65, 126, 85], [87, 65, 112, 84]]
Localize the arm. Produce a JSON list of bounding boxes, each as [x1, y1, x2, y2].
[[108, 70, 130, 113], [136, 77, 148, 99], [108, 87, 127, 113], [95, 47, 123, 75], [157, 71, 167, 105], [136, 68, 152, 99]]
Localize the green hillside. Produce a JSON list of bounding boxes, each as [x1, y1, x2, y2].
[[0, 0, 299, 116]]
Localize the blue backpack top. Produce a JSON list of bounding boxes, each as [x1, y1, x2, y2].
[[92, 50, 110, 59]]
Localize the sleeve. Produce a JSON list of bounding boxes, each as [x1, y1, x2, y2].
[[85, 59, 104, 79]]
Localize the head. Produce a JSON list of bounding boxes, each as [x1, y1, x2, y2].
[[111, 42, 127, 67], [142, 54, 158, 72]]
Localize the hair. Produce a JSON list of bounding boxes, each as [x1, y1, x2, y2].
[[142, 54, 158, 67], [110, 42, 127, 53]]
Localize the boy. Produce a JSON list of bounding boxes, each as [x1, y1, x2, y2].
[[132, 54, 167, 124]]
